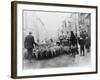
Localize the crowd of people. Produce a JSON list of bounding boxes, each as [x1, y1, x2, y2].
[[24, 31, 90, 61], [70, 31, 90, 57]]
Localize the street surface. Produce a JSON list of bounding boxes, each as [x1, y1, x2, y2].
[[23, 49, 91, 69]]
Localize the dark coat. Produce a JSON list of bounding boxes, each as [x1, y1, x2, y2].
[[70, 34, 77, 46], [79, 37, 85, 48], [85, 37, 90, 49], [24, 35, 38, 49]]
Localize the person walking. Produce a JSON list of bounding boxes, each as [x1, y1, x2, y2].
[[24, 32, 38, 62], [70, 31, 78, 57], [79, 33, 85, 56], [85, 36, 90, 52]]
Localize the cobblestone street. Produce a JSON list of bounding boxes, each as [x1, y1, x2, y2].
[[23, 49, 91, 69]]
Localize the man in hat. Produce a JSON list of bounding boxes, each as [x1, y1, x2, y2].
[[24, 32, 38, 62]]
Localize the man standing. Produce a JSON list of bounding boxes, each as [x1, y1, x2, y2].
[[79, 31, 86, 56], [24, 32, 38, 62], [79, 37, 85, 56]]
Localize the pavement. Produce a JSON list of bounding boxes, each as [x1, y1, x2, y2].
[[23, 49, 91, 69]]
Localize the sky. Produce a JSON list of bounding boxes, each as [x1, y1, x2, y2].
[[23, 10, 72, 41]]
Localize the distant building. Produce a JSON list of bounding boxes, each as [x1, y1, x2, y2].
[[70, 13, 79, 37], [78, 13, 91, 38]]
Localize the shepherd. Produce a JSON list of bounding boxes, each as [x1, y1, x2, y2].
[[24, 32, 38, 62]]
